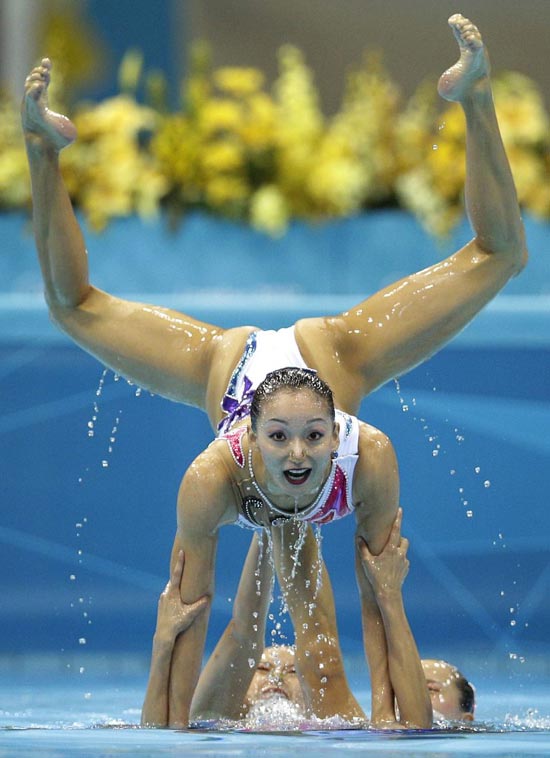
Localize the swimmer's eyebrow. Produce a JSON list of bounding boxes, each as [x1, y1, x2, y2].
[[265, 417, 330, 425]]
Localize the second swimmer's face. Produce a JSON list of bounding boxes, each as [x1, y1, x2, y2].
[[245, 646, 306, 710], [421, 659, 474, 721], [250, 388, 338, 497]]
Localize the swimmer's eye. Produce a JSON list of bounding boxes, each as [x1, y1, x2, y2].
[[269, 432, 286, 442], [308, 431, 324, 441], [284, 665, 297, 675], [257, 662, 272, 672]]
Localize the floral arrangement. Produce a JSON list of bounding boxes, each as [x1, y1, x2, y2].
[[2, 39, 549, 238]]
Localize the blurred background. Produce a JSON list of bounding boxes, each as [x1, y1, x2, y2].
[[1, 0, 549, 696], [2, 0, 550, 107]]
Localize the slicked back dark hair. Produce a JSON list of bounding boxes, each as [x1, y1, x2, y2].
[[250, 367, 335, 432], [456, 674, 476, 715]]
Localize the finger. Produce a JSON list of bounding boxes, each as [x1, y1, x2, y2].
[[184, 595, 209, 625], [356, 535, 371, 560], [400, 537, 409, 556], [387, 507, 402, 550], [170, 549, 185, 589]]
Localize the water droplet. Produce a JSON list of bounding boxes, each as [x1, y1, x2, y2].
[[84, 692, 92, 700], [432, 144, 438, 150], [474, 466, 481, 474], [484, 480, 491, 488], [79, 667, 85, 674], [402, 404, 409, 412], [510, 620, 517, 627], [466, 510, 473, 518], [69, 574, 76, 581], [78, 637, 87, 645], [248, 658, 255, 668], [101, 460, 109, 468]]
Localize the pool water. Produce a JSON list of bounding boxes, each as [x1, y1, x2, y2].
[[1, 659, 549, 757]]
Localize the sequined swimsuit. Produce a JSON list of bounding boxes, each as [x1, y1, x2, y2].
[[216, 327, 360, 529]]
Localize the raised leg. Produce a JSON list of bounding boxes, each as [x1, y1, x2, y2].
[[295, 15, 527, 414], [21, 59, 252, 415]]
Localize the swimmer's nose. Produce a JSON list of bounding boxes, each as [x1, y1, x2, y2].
[[288, 440, 305, 463], [268, 666, 284, 683]]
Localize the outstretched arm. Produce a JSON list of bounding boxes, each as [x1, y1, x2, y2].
[[141, 550, 208, 727], [162, 448, 236, 727], [272, 522, 365, 721], [358, 509, 432, 729], [191, 531, 274, 720], [353, 425, 400, 725]]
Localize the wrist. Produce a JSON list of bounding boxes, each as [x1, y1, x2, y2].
[[374, 587, 404, 607], [153, 630, 177, 649]]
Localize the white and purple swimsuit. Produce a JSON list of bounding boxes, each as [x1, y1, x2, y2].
[[216, 327, 361, 529]]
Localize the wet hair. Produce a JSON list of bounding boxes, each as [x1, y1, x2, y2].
[[455, 673, 476, 715], [250, 367, 335, 432]]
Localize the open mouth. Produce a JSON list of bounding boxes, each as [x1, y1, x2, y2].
[[261, 686, 289, 700], [284, 468, 311, 485]]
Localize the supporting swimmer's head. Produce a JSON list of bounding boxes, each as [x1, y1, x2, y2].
[[421, 659, 476, 721], [245, 645, 306, 712], [250, 367, 335, 433]]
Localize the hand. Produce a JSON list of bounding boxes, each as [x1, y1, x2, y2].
[[154, 550, 208, 643], [357, 508, 409, 598]]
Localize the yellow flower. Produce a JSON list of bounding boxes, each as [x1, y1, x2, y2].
[[240, 93, 276, 149], [213, 67, 265, 97], [201, 99, 244, 136], [250, 185, 289, 236], [0, 148, 31, 207], [201, 140, 244, 174], [204, 175, 249, 208]]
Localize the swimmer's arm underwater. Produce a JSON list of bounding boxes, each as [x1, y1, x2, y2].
[[190, 532, 273, 721], [358, 509, 432, 729], [141, 550, 208, 727]]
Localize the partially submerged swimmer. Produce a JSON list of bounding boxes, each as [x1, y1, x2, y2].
[[245, 649, 476, 725], [142, 509, 433, 729], [422, 659, 476, 722]]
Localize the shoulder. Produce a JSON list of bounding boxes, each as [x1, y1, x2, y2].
[[356, 421, 397, 471], [177, 442, 239, 534], [352, 422, 399, 549]]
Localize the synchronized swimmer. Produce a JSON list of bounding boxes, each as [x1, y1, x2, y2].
[[21, 13, 525, 728]]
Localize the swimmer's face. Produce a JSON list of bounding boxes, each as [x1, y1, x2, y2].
[[421, 659, 474, 721], [249, 389, 339, 499], [245, 646, 306, 709]]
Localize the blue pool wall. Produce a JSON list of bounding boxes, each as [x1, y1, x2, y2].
[[1, 210, 549, 677]]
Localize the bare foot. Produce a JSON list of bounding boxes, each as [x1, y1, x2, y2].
[[21, 58, 77, 151], [438, 15, 490, 102]]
